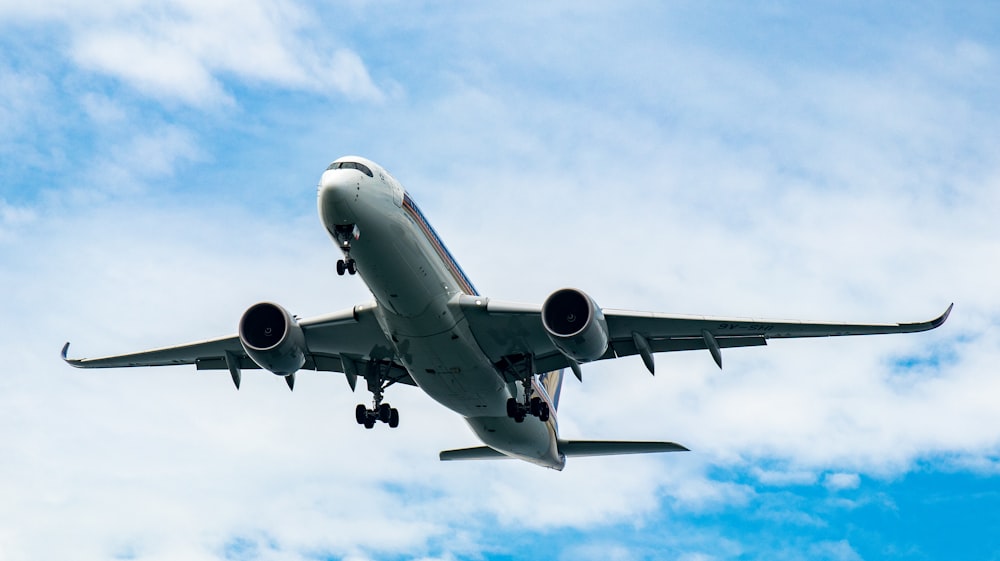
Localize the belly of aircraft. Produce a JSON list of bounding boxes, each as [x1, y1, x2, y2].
[[393, 321, 507, 417]]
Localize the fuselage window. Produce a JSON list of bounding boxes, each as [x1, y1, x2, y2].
[[326, 161, 373, 178]]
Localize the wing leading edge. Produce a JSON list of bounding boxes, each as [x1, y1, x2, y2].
[[62, 302, 415, 388], [460, 295, 952, 373]]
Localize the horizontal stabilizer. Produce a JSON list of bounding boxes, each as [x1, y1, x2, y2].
[[559, 440, 688, 456], [439, 446, 510, 461], [439, 440, 688, 462]]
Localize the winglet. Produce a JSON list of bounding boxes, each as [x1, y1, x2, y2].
[[931, 303, 954, 329], [61, 342, 83, 368], [901, 303, 954, 332]]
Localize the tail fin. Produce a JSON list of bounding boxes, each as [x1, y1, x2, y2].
[[538, 369, 564, 410]]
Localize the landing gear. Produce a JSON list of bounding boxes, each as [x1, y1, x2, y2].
[[333, 224, 359, 276], [354, 360, 400, 429], [336, 258, 356, 276], [355, 400, 399, 429], [505, 376, 551, 423]]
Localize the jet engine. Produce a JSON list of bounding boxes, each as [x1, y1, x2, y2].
[[238, 302, 307, 376], [541, 288, 609, 363]]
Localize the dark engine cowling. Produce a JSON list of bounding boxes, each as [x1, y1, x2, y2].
[[239, 302, 307, 376], [541, 288, 609, 363]]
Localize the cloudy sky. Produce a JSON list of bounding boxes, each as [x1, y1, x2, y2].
[[1, 1, 998, 560]]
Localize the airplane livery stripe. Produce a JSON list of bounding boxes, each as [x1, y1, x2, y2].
[[402, 193, 479, 296]]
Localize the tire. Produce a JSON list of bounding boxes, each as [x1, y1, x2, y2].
[[355, 404, 367, 424], [506, 398, 518, 418], [539, 403, 550, 422], [347, 260, 357, 275], [363, 417, 375, 429], [336, 260, 346, 276], [388, 408, 399, 428], [514, 412, 525, 423], [378, 403, 392, 423], [529, 396, 541, 417]]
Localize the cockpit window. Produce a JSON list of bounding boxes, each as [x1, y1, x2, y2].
[[325, 161, 373, 177]]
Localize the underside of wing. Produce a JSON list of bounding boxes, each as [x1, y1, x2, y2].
[[63, 302, 415, 388], [460, 293, 952, 374]]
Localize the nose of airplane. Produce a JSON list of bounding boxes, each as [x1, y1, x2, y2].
[[319, 169, 346, 197], [317, 169, 357, 224]]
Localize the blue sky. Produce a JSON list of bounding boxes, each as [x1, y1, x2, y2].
[[1, 2, 998, 560]]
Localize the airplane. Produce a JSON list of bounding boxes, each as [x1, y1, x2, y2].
[[63, 155, 953, 470]]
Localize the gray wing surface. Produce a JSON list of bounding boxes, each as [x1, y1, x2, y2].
[[63, 302, 414, 386], [460, 295, 952, 372]]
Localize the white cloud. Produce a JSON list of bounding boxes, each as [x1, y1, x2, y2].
[[2, 0, 383, 107], [824, 473, 861, 492], [73, 30, 231, 107], [808, 540, 863, 561], [0, 199, 37, 242]]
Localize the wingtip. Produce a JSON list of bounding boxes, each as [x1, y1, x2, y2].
[[61, 342, 83, 368], [932, 303, 954, 329]]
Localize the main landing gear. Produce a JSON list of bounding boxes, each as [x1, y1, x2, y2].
[[355, 402, 399, 429], [505, 376, 551, 423], [355, 360, 400, 429]]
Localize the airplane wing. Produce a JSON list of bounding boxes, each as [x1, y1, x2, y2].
[[460, 295, 953, 375], [62, 302, 414, 389]]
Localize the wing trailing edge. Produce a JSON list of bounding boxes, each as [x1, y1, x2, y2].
[[559, 440, 689, 456], [439, 440, 689, 462]]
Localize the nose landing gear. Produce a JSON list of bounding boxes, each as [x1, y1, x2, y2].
[[333, 224, 359, 276], [336, 258, 356, 276]]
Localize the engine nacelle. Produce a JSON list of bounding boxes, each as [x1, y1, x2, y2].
[[238, 302, 307, 376], [541, 288, 609, 363]]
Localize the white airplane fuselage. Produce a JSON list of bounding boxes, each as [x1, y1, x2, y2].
[[318, 157, 565, 469]]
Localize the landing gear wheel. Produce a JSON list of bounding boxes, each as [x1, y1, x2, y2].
[[355, 404, 367, 424], [363, 416, 376, 429], [529, 396, 542, 417], [346, 259, 357, 275], [539, 402, 551, 422], [506, 398, 518, 418], [378, 403, 392, 423], [388, 408, 399, 428], [514, 411, 526, 423], [337, 260, 346, 276]]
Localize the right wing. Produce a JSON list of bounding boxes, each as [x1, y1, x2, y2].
[[460, 295, 952, 374], [63, 302, 414, 388]]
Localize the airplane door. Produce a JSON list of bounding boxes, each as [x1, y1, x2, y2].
[[381, 172, 404, 207]]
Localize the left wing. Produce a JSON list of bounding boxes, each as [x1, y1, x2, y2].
[[460, 295, 952, 374], [63, 302, 414, 388]]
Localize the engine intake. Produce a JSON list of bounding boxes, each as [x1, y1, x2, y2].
[[541, 288, 609, 363], [239, 302, 307, 376]]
